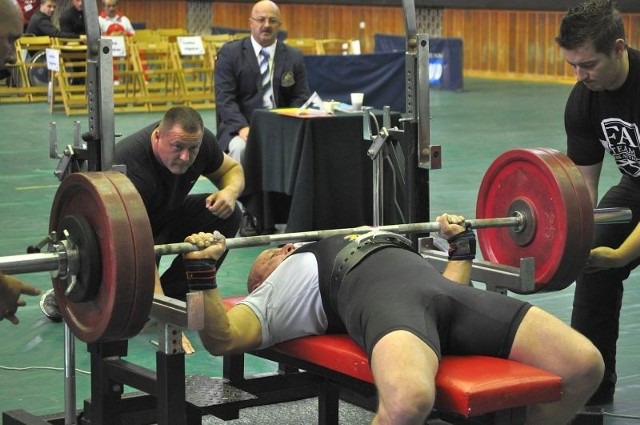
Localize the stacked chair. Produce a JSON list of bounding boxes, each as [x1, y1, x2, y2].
[[0, 31, 358, 115]]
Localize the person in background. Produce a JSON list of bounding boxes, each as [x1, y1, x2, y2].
[[16, 0, 41, 32], [215, 0, 310, 163], [0, 0, 23, 68], [0, 271, 41, 325], [214, 0, 310, 236], [59, 0, 85, 36], [98, 0, 135, 36], [0, 0, 42, 325], [25, 0, 85, 39], [555, 0, 640, 405], [40, 107, 244, 353]]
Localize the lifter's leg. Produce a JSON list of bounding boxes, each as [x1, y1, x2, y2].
[[370, 330, 439, 425], [509, 306, 604, 425]]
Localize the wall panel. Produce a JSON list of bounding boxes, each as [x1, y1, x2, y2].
[[442, 8, 640, 82], [211, 2, 404, 53], [117, 1, 188, 29], [112, 2, 640, 82]]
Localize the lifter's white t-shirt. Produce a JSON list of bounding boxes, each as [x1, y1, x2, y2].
[[239, 252, 328, 349]]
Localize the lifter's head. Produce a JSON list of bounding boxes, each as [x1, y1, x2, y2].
[[246, 243, 296, 293], [556, 0, 628, 91], [0, 0, 23, 70]]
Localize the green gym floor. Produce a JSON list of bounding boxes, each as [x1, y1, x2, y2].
[[1, 78, 639, 424]]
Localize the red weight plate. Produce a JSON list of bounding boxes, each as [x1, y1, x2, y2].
[[50, 172, 141, 342], [534, 148, 594, 289], [476, 149, 583, 293], [525, 148, 594, 291], [102, 171, 156, 340]]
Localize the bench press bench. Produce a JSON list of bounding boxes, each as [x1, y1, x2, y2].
[[222, 296, 563, 424]]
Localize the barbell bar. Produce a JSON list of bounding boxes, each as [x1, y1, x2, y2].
[[156, 207, 630, 255], [0, 148, 630, 343], [0, 207, 630, 276]]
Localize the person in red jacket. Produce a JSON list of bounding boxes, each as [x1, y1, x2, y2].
[[16, 0, 41, 31], [98, 0, 135, 36]]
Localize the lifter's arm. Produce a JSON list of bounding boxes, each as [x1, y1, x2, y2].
[[436, 214, 473, 285], [199, 289, 262, 355], [183, 232, 263, 356]]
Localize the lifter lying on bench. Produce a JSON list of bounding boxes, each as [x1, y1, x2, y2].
[[181, 213, 604, 425]]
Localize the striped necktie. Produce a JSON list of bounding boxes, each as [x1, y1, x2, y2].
[[259, 48, 273, 108]]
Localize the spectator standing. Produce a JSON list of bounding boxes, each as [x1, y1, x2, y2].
[[98, 0, 135, 36]]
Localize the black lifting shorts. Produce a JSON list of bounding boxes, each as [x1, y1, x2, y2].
[[337, 248, 532, 360]]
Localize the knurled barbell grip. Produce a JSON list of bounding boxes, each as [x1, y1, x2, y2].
[[0, 207, 631, 276], [158, 206, 630, 254], [155, 216, 522, 256]]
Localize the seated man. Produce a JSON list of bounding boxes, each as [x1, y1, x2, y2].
[[25, 0, 84, 39], [214, 0, 311, 163], [183, 214, 604, 425], [215, 0, 310, 236], [58, 0, 84, 37]]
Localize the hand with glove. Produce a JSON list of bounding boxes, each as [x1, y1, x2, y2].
[[183, 231, 227, 291], [436, 213, 476, 261]]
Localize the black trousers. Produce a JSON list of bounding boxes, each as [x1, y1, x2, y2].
[[571, 174, 640, 394], [154, 193, 242, 300]]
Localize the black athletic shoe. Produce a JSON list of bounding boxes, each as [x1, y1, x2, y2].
[[586, 386, 614, 406], [239, 211, 260, 237]]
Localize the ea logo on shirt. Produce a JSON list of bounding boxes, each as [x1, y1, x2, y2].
[[600, 118, 640, 177]]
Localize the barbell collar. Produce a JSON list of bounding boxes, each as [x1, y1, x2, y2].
[[0, 207, 631, 276]]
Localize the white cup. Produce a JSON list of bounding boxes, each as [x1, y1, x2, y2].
[[350, 93, 364, 111]]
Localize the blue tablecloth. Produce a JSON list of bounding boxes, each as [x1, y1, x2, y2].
[[374, 34, 464, 91], [304, 51, 406, 112]]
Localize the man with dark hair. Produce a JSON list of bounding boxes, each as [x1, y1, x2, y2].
[[25, 0, 84, 38], [180, 214, 604, 425], [116, 106, 244, 300], [59, 0, 85, 36], [556, 0, 640, 405], [40, 107, 244, 342]]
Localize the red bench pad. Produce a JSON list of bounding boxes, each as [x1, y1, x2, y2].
[[222, 296, 563, 416]]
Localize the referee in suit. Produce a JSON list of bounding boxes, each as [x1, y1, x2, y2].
[[214, 0, 311, 236], [214, 0, 311, 161]]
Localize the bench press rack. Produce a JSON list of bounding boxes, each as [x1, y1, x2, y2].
[[0, 290, 563, 425], [1, 0, 604, 424]]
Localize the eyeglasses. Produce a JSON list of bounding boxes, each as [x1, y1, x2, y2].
[[251, 16, 281, 25]]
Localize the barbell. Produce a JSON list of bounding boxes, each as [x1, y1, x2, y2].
[[0, 148, 631, 343]]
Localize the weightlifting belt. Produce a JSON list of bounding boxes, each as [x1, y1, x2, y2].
[[325, 232, 417, 331], [293, 232, 417, 333]]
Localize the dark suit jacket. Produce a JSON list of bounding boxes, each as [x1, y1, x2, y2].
[[25, 11, 79, 38], [59, 7, 85, 35], [214, 37, 311, 151]]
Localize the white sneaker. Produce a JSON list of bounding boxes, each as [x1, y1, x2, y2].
[[40, 288, 63, 322]]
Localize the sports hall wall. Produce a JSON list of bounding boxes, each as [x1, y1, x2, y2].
[[50, 0, 640, 82]]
